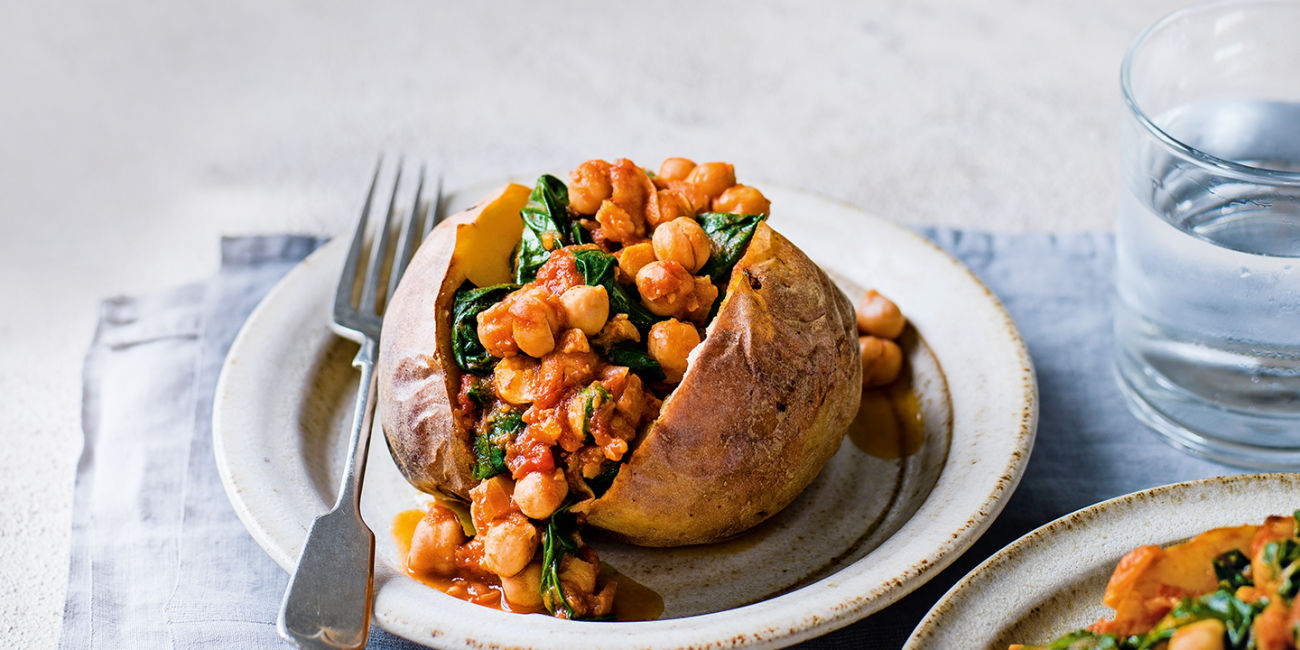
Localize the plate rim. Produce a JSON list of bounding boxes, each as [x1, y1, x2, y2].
[[904, 471, 1300, 649], [213, 180, 1038, 648]]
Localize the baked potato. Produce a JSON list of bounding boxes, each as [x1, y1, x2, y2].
[[377, 158, 860, 617]]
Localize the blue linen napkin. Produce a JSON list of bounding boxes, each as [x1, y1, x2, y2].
[[62, 231, 1235, 649]]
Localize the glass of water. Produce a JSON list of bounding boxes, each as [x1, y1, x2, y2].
[[1115, 0, 1300, 468]]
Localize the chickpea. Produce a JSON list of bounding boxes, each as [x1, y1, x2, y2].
[[856, 289, 905, 339], [476, 301, 517, 358], [646, 188, 694, 228], [558, 285, 609, 336], [407, 505, 464, 578], [469, 475, 515, 531], [557, 327, 592, 354], [657, 157, 696, 181], [594, 314, 640, 348], [860, 335, 903, 388], [481, 515, 538, 578], [595, 199, 644, 245], [665, 180, 711, 215], [684, 276, 719, 325], [685, 162, 736, 199], [568, 159, 612, 215], [509, 288, 562, 358], [635, 261, 695, 318], [608, 158, 652, 222], [559, 556, 598, 595], [616, 242, 657, 279], [713, 184, 771, 215], [494, 355, 538, 405], [614, 372, 645, 422], [652, 217, 712, 274], [648, 319, 702, 383], [1168, 619, 1226, 650], [499, 561, 544, 610], [513, 468, 569, 520]]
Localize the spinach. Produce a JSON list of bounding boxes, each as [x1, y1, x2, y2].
[[603, 343, 665, 382], [451, 282, 519, 375], [696, 211, 767, 282], [471, 408, 523, 480], [1022, 630, 1130, 650], [465, 376, 495, 406], [577, 384, 612, 441], [471, 431, 507, 481], [585, 464, 620, 498], [606, 282, 657, 332], [1262, 538, 1300, 599], [1213, 549, 1253, 590], [514, 175, 580, 283], [540, 503, 581, 618], [572, 248, 617, 286], [1135, 589, 1265, 650], [570, 248, 657, 332]]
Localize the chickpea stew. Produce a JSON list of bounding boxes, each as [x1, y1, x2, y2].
[[405, 158, 772, 619], [1013, 512, 1300, 650]]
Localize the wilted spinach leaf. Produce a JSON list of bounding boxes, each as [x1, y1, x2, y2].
[[451, 282, 519, 374], [606, 283, 657, 333], [603, 343, 665, 382], [1020, 630, 1130, 650], [1213, 549, 1253, 590], [1262, 538, 1300, 599], [514, 175, 578, 283], [572, 248, 616, 285], [540, 503, 581, 618], [570, 248, 657, 332], [577, 384, 612, 441], [585, 464, 620, 498], [471, 407, 523, 480], [696, 211, 767, 282]]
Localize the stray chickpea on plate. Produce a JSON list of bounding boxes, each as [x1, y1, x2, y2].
[[375, 157, 909, 619]]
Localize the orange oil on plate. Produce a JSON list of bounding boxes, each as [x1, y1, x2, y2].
[[847, 370, 924, 459]]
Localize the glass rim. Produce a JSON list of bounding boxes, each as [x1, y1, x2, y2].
[[1120, 0, 1300, 183]]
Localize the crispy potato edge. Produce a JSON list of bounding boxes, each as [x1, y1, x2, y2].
[[377, 184, 531, 498]]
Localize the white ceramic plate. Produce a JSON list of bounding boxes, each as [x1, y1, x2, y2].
[[213, 180, 1037, 649], [906, 472, 1300, 650]]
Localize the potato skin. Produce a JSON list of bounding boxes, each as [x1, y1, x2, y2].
[[580, 223, 861, 545], [378, 185, 530, 499], [379, 193, 861, 546]]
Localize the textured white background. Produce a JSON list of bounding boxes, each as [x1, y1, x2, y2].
[[0, 0, 1186, 646]]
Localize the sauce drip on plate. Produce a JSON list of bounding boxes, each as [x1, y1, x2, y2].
[[848, 368, 924, 459]]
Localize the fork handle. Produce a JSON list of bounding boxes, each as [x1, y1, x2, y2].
[[277, 337, 379, 649]]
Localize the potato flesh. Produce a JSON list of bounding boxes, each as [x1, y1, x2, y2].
[[453, 184, 530, 287]]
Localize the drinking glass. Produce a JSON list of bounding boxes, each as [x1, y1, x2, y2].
[[1115, 0, 1300, 468]]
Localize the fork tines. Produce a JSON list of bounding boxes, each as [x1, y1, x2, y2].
[[333, 157, 443, 339]]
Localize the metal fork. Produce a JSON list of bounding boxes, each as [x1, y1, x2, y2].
[[278, 159, 442, 649]]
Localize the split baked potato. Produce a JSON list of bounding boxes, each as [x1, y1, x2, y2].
[[377, 158, 860, 617]]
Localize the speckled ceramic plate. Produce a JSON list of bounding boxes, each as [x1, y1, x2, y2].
[[906, 472, 1300, 649], [213, 179, 1037, 649]]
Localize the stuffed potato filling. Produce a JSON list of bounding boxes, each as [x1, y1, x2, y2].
[[405, 157, 771, 618], [1014, 511, 1300, 650]]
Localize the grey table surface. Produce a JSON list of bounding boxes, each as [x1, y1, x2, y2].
[[0, 1, 1189, 646]]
